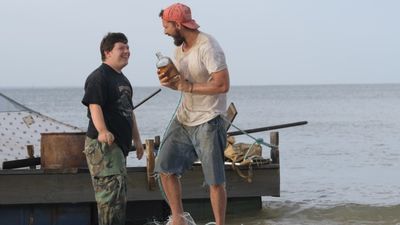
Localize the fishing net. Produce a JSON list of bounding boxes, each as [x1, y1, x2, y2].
[[0, 92, 82, 169]]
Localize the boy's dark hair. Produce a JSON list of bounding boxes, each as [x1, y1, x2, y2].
[[100, 32, 128, 61]]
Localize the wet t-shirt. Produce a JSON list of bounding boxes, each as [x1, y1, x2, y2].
[[174, 32, 228, 126], [82, 63, 133, 156]]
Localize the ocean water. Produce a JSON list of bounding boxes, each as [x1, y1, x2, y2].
[[1, 84, 399, 225]]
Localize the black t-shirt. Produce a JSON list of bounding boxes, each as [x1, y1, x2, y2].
[[82, 63, 134, 156]]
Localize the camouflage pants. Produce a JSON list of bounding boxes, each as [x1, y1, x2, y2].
[[84, 137, 127, 225]]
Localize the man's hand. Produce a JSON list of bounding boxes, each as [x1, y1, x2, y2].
[[135, 143, 144, 160], [157, 68, 180, 89], [157, 68, 193, 92], [98, 130, 114, 145]]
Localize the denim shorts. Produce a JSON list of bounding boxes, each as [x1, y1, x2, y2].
[[154, 115, 227, 185]]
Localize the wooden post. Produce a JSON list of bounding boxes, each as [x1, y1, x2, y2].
[[270, 132, 279, 164], [154, 136, 160, 150], [27, 145, 36, 169], [145, 139, 156, 191]]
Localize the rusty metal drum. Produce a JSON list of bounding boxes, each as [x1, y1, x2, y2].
[[40, 132, 87, 169]]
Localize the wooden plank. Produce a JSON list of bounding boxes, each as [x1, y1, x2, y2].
[[0, 172, 94, 204], [0, 165, 279, 205], [145, 139, 156, 191], [26, 145, 36, 170], [225, 102, 238, 131], [270, 132, 280, 164]]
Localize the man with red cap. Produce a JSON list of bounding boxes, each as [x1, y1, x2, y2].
[[154, 3, 230, 225]]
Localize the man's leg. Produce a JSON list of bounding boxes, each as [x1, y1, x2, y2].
[[84, 138, 127, 225], [93, 175, 127, 225], [160, 174, 185, 225], [193, 116, 227, 225], [210, 183, 226, 225]]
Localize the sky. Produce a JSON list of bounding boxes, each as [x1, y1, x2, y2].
[[0, 0, 399, 87]]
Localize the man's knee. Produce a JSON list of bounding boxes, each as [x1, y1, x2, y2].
[[210, 183, 226, 191], [159, 172, 180, 180]]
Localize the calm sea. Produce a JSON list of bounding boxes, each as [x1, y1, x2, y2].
[[1, 84, 400, 225]]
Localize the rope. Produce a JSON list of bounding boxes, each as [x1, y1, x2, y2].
[[156, 91, 183, 205], [158, 92, 182, 151], [221, 116, 276, 149], [243, 142, 258, 160]]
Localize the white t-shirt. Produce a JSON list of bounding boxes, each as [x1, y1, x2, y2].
[[174, 32, 228, 126]]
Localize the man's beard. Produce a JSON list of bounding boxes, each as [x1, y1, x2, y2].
[[172, 32, 185, 46]]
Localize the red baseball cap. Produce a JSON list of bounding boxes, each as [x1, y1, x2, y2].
[[162, 3, 200, 30]]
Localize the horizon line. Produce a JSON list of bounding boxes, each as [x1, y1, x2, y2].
[[1, 82, 399, 89]]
